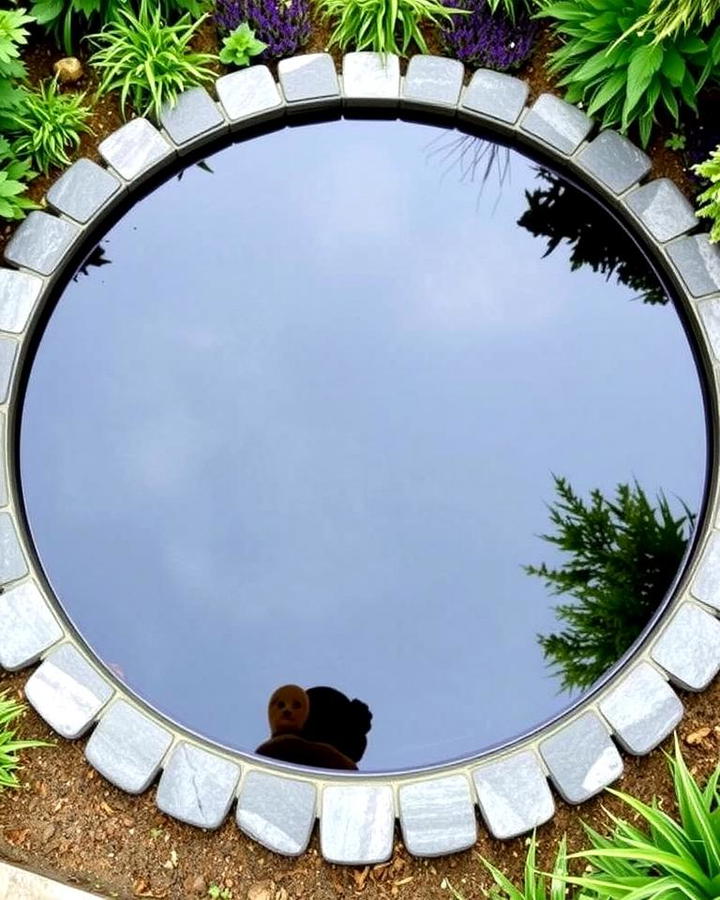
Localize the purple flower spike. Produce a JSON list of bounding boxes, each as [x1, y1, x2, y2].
[[441, 0, 537, 71], [215, 0, 311, 60]]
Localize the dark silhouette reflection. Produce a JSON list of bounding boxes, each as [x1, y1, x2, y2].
[[425, 133, 511, 209], [517, 168, 666, 305], [527, 476, 695, 691], [255, 684, 373, 770], [73, 245, 111, 281]]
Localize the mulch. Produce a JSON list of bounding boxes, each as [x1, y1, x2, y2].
[[0, 13, 714, 900]]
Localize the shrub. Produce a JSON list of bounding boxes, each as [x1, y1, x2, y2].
[[0, 691, 49, 788], [526, 476, 694, 691], [694, 145, 720, 242], [214, 0, 310, 59], [31, 0, 212, 53], [565, 737, 720, 900], [441, 0, 537, 71], [0, 140, 38, 222], [317, 0, 463, 55], [8, 79, 92, 174], [219, 22, 267, 65], [536, 0, 720, 148], [89, 0, 217, 120], [0, 6, 33, 132]]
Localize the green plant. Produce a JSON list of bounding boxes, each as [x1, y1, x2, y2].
[[219, 22, 267, 65], [88, 0, 217, 120], [0, 690, 50, 788], [319, 0, 464, 55], [8, 78, 92, 174], [694, 145, 720, 242], [208, 885, 233, 900], [665, 131, 687, 150], [629, 0, 720, 43], [0, 140, 38, 222], [484, 0, 534, 20], [442, 833, 569, 899], [536, 0, 720, 148], [526, 476, 694, 691], [0, 6, 33, 131], [31, 0, 212, 54], [564, 736, 720, 900]]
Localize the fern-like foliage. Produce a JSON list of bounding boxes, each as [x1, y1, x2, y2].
[[526, 476, 694, 691], [537, 0, 720, 147], [694, 145, 720, 242], [632, 0, 720, 42], [0, 7, 33, 132]]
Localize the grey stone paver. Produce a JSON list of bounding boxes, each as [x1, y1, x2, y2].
[[0, 335, 17, 402], [320, 784, 395, 865], [0, 268, 43, 333], [521, 93, 593, 154], [99, 118, 175, 182], [666, 234, 720, 298], [698, 299, 720, 361], [624, 178, 698, 243], [459, 69, 529, 125], [652, 602, 720, 690], [159, 87, 227, 151], [156, 741, 240, 829], [5, 213, 79, 279], [216, 66, 284, 127], [237, 771, 316, 856], [278, 53, 341, 110], [0, 510, 27, 584], [599, 662, 683, 754], [577, 130, 651, 194], [402, 55, 464, 112], [692, 530, 720, 610], [342, 52, 401, 106], [398, 775, 476, 857], [540, 711, 623, 804], [25, 643, 113, 739], [0, 860, 105, 899], [473, 750, 554, 839], [0, 412, 5, 507], [85, 699, 173, 793], [46, 159, 123, 225], [0, 580, 63, 670]]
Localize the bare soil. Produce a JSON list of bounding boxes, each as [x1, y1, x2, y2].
[[0, 15, 712, 900]]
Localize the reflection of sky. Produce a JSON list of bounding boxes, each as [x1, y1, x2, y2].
[[20, 119, 705, 770]]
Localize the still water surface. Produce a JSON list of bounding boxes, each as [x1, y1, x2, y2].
[[20, 118, 706, 770]]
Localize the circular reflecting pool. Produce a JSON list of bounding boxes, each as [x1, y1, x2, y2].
[[20, 117, 706, 771]]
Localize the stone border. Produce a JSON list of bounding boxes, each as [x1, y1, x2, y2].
[[1, 51, 718, 864]]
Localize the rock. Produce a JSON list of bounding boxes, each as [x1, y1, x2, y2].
[[183, 874, 206, 895], [248, 882, 273, 900], [53, 57, 84, 84]]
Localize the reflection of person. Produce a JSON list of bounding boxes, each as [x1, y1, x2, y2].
[[255, 684, 372, 771]]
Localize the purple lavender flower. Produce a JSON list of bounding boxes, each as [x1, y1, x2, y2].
[[215, 0, 310, 59], [441, 0, 537, 71]]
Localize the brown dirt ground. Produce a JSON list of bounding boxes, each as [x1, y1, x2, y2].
[[0, 15, 714, 900]]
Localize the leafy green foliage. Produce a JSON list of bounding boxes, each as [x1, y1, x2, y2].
[[630, 0, 720, 43], [31, 0, 212, 54], [207, 885, 233, 900], [319, 0, 464, 55], [694, 145, 720, 242], [0, 7, 33, 132], [443, 833, 569, 900], [0, 690, 50, 789], [0, 140, 38, 222], [88, 0, 217, 120], [517, 168, 666, 305], [565, 737, 720, 900], [665, 130, 687, 150], [536, 0, 720, 147], [484, 0, 534, 21], [7, 79, 92, 173], [526, 476, 694, 691], [219, 22, 267, 66]]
